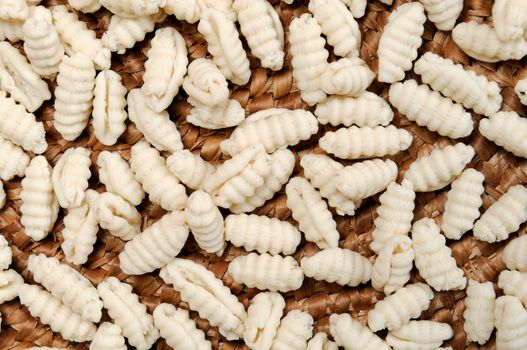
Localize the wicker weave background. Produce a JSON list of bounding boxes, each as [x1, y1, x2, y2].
[[0, 0, 525, 348]]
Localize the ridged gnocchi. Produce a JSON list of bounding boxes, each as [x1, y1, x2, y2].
[[336, 159, 398, 200], [90, 322, 127, 350], [386, 320, 453, 350], [166, 150, 215, 191], [306, 332, 338, 350], [372, 235, 414, 295], [0, 136, 29, 181], [480, 111, 527, 158], [243, 292, 285, 350], [52, 147, 92, 209], [188, 98, 245, 130], [320, 58, 374, 96], [68, 0, 101, 13], [498, 270, 527, 308], [271, 310, 313, 350], [0, 0, 29, 20], [95, 192, 141, 241], [495, 296, 527, 350], [418, 0, 462, 31], [183, 58, 229, 107], [99, 0, 163, 18], [502, 235, 527, 272], [463, 280, 496, 345], [0, 269, 23, 303], [330, 313, 391, 350], [0, 18, 24, 42], [492, 0, 527, 41]]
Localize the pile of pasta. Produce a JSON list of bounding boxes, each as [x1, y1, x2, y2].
[[1, 0, 527, 349]]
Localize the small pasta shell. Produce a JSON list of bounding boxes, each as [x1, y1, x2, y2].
[[0, 136, 29, 181], [320, 58, 374, 96], [386, 320, 453, 350], [271, 310, 313, 350], [183, 58, 229, 107], [95, 192, 141, 241], [0, 269, 23, 303], [418, 0, 462, 31], [243, 292, 285, 350], [90, 322, 127, 350], [52, 147, 92, 209], [502, 234, 527, 272], [492, 0, 527, 41], [336, 159, 398, 200], [495, 296, 527, 350], [166, 150, 215, 191], [498, 270, 527, 308], [188, 98, 245, 130], [480, 111, 527, 159], [330, 313, 391, 350], [463, 280, 496, 345]]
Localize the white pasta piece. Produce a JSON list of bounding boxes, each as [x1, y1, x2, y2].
[[372, 235, 414, 295], [341, 0, 367, 18], [495, 296, 527, 350], [160, 258, 247, 340], [515, 77, 527, 105], [220, 108, 318, 156], [163, 0, 200, 23], [20, 156, 59, 241], [228, 253, 304, 292], [320, 125, 412, 159], [92, 70, 127, 146], [27, 254, 103, 323], [441, 169, 484, 240], [101, 12, 166, 54], [320, 58, 374, 96], [0, 235, 12, 270], [186, 190, 225, 256], [404, 143, 475, 192], [309, 0, 360, 59], [271, 310, 313, 350], [119, 211, 188, 274], [198, 9, 250, 85], [229, 148, 295, 214], [306, 332, 338, 350], [498, 270, 527, 308], [127, 89, 183, 153], [473, 185, 527, 243], [0, 41, 50, 113], [130, 141, 188, 211], [414, 52, 502, 117], [90, 322, 126, 350], [314, 92, 394, 127], [288, 13, 328, 105], [97, 151, 145, 206], [389, 80, 474, 139], [225, 214, 301, 256], [52, 147, 92, 209], [188, 98, 245, 130], [244, 292, 285, 350], [166, 150, 215, 191], [480, 111, 527, 158], [367, 283, 434, 331], [463, 280, 496, 345], [22, 6, 64, 78], [0, 0, 29, 20], [285, 177, 339, 249], [503, 235, 527, 272], [142, 27, 187, 112], [95, 192, 141, 241], [412, 218, 467, 291], [492, 0, 527, 41], [300, 153, 358, 216], [68, 0, 101, 13], [0, 92, 47, 154], [0, 18, 24, 42], [0, 182, 5, 209], [370, 180, 415, 254], [301, 248, 372, 287], [97, 277, 159, 350], [330, 313, 391, 350], [54, 53, 95, 141], [99, 0, 163, 17], [199, 0, 236, 20], [0, 136, 29, 181], [51, 5, 111, 70], [0, 269, 23, 303], [336, 159, 398, 201], [418, 0, 462, 31], [377, 2, 426, 83], [452, 21, 527, 63], [153, 303, 211, 350], [386, 320, 453, 350], [19, 284, 96, 342], [233, 0, 284, 71], [183, 58, 229, 107], [61, 189, 99, 265]]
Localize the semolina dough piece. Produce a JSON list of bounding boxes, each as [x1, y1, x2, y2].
[[153, 303, 211, 350], [306, 332, 338, 350], [495, 296, 527, 350], [0, 18, 24, 42], [463, 280, 496, 345], [330, 313, 391, 350], [502, 235, 527, 272], [473, 185, 527, 243], [480, 111, 527, 158], [404, 143, 475, 192], [228, 253, 304, 292], [285, 177, 340, 249], [270, 310, 313, 350], [163, 0, 201, 23], [0, 235, 12, 270], [160, 258, 247, 340], [188, 98, 245, 130], [119, 211, 188, 275], [97, 277, 159, 350], [498, 270, 527, 308], [515, 77, 527, 105], [183, 58, 229, 107], [0, 269, 23, 303], [166, 150, 215, 191], [320, 58, 374, 96], [95, 192, 141, 241], [20, 156, 59, 241], [0, 136, 29, 181], [341, 0, 367, 18], [377, 2, 426, 83], [492, 0, 527, 41], [386, 320, 453, 350], [418, 0, 463, 31], [90, 322, 127, 350], [52, 147, 92, 209], [389, 79, 474, 139], [68, 0, 101, 13], [372, 235, 414, 295], [243, 292, 285, 350], [0, 0, 29, 20], [99, 0, 163, 18]]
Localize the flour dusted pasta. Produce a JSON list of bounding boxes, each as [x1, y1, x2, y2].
[[330, 313, 391, 350], [367, 282, 434, 331], [418, 0, 462, 31], [306, 333, 338, 350], [271, 310, 313, 350], [502, 235, 527, 272], [54, 53, 95, 141], [228, 253, 304, 292], [20, 156, 59, 241], [492, 0, 527, 41], [98, 277, 158, 350], [99, 0, 163, 17], [183, 58, 229, 107], [0, 0, 29, 20], [498, 270, 527, 308], [186, 190, 226, 256], [389, 80, 474, 139], [473, 185, 527, 243], [188, 98, 245, 130], [0, 235, 11, 270], [90, 322, 126, 350], [515, 77, 527, 105], [386, 320, 453, 350], [220, 108, 318, 156], [127, 89, 183, 153], [160, 258, 247, 340], [97, 151, 145, 206], [441, 169, 484, 240], [19, 284, 96, 342], [68, 0, 101, 13], [372, 235, 414, 295], [244, 292, 285, 350], [341, 0, 367, 18], [0, 18, 24, 42], [320, 58, 374, 96], [153, 304, 211, 350], [52, 147, 92, 209], [234, 0, 284, 71], [27, 254, 103, 323], [0, 136, 29, 181], [286, 177, 340, 249], [95, 192, 141, 241], [288, 13, 329, 105], [336, 159, 398, 200], [404, 143, 475, 192], [166, 150, 215, 191], [0, 269, 23, 303], [495, 296, 527, 350], [163, 0, 200, 23], [130, 141, 188, 211], [92, 70, 127, 146], [463, 280, 496, 345], [480, 111, 527, 158]]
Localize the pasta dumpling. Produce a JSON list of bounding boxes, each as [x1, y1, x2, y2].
[[492, 0, 527, 41], [502, 235, 527, 272], [0, 269, 23, 304], [99, 0, 163, 18], [495, 296, 527, 350], [90, 322, 126, 350], [68, 0, 101, 13], [418, 0, 462, 31], [463, 280, 496, 345], [330, 313, 391, 350], [271, 310, 313, 350], [243, 292, 285, 350], [0, 0, 29, 20], [386, 320, 453, 350], [479, 111, 527, 159], [320, 58, 374, 96], [498, 270, 527, 308], [0, 136, 29, 181], [188, 98, 245, 130], [306, 332, 338, 350], [336, 159, 398, 200], [166, 150, 215, 191], [95, 192, 141, 241], [0, 18, 24, 43], [52, 147, 92, 209], [183, 58, 229, 107]]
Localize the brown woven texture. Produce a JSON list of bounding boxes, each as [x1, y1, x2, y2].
[[1, 0, 525, 349]]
